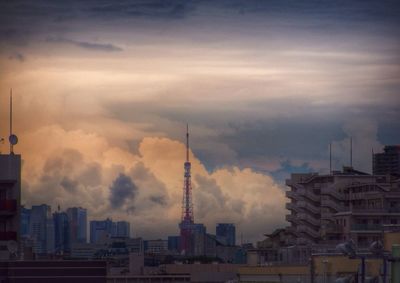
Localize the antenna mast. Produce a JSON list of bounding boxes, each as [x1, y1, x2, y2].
[[179, 124, 194, 254], [350, 137, 353, 168], [9, 89, 13, 154], [329, 142, 332, 174], [186, 124, 189, 162]]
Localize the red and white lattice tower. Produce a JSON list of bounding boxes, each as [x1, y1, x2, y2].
[[179, 124, 194, 254]]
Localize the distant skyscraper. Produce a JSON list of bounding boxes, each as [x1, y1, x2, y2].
[[90, 218, 115, 244], [21, 206, 31, 238], [216, 223, 236, 246], [67, 207, 87, 244], [116, 221, 130, 238], [29, 204, 52, 255], [167, 236, 180, 252], [373, 145, 400, 175], [53, 210, 70, 254]]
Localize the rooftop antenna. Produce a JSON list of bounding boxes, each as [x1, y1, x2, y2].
[[8, 89, 18, 154], [329, 142, 332, 174], [350, 137, 353, 168]]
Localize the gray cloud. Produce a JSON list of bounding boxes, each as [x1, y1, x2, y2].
[[109, 173, 138, 209], [8, 52, 25, 62], [60, 176, 78, 193], [46, 37, 123, 52], [149, 195, 167, 206]]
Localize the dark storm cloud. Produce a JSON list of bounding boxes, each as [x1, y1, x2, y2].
[[60, 176, 79, 193], [46, 37, 123, 52], [109, 173, 138, 209], [87, 1, 194, 19], [104, 94, 400, 172]]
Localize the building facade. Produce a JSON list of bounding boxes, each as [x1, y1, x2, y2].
[[216, 223, 236, 246], [285, 167, 400, 248], [373, 145, 400, 175], [90, 218, 115, 244], [29, 204, 53, 255], [67, 207, 87, 244], [53, 210, 70, 254], [0, 154, 21, 260], [116, 221, 130, 238]]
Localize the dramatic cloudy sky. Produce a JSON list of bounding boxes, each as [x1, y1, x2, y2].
[[0, 0, 399, 242]]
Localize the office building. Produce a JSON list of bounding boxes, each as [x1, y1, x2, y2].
[[216, 223, 236, 246], [29, 204, 53, 255], [145, 239, 168, 254], [21, 206, 31, 238], [373, 145, 400, 175], [53, 210, 70, 254], [0, 154, 21, 260], [67, 207, 87, 244], [168, 236, 180, 252], [90, 218, 115, 244]]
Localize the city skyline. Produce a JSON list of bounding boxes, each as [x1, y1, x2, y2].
[[0, 0, 399, 242]]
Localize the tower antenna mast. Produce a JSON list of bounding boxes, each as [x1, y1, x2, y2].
[[9, 89, 13, 154]]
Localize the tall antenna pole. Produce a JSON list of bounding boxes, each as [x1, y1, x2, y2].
[[350, 137, 353, 168], [329, 142, 332, 174], [186, 124, 189, 162], [9, 88, 13, 154]]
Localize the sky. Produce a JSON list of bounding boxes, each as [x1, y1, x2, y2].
[[0, 0, 399, 243]]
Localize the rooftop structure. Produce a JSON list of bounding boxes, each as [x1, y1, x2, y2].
[[373, 145, 400, 175]]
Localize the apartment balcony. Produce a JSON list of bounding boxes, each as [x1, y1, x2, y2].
[[324, 223, 344, 234], [321, 186, 344, 200], [285, 191, 298, 200], [297, 188, 320, 202], [297, 201, 320, 214], [296, 238, 313, 245], [350, 224, 382, 232], [0, 199, 17, 216], [297, 212, 320, 226], [322, 200, 345, 212], [297, 225, 320, 238], [286, 214, 299, 224], [0, 231, 17, 241], [285, 203, 300, 213]]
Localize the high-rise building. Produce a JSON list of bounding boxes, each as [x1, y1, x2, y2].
[[67, 207, 87, 244], [167, 236, 180, 252], [21, 206, 31, 238], [373, 145, 400, 175], [216, 223, 236, 246], [0, 154, 21, 260], [144, 239, 168, 254], [116, 221, 130, 238], [29, 204, 52, 255], [53, 210, 70, 254], [90, 218, 115, 244]]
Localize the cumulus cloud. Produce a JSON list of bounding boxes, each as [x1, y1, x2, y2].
[[17, 123, 286, 241]]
